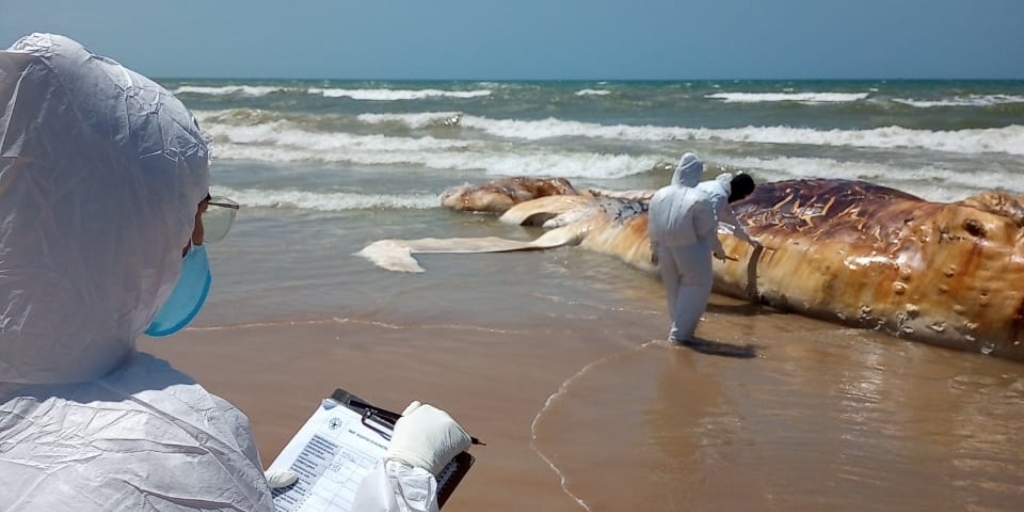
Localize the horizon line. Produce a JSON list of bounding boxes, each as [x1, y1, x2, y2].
[[153, 76, 1024, 82]]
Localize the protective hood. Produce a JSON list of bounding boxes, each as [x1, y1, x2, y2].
[[0, 34, 209, 384], [696, 172, 732, 207], [714, 172, 733, 196], [696, 172, 733, 203], [671, 152, 704, 187], [649, 158, 720, 248]]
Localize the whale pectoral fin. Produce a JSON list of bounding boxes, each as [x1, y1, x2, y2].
[[354, 240, 425, 273]]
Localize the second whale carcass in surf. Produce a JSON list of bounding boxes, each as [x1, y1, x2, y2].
[[357, 176, 1024, 361]]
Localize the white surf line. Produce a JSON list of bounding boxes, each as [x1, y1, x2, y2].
[[187, 318, 343, 330], [188, 316, 529, 335], [529, 339, 663, 511]]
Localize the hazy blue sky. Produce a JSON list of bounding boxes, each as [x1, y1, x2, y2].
[[2, 0, 1021, 80]]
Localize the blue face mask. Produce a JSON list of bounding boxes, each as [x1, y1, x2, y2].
[[145, 244, 212, 337]]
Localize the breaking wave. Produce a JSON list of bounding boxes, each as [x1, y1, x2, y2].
[[173, 85, 491, 101], [357, 111, 1024, 155], [210, 187, 440, 211], [705, 92, 870, 103]]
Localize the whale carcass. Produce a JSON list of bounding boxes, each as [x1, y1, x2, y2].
[[359, 177, 1024, 360]]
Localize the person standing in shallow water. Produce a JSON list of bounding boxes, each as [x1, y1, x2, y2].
[[647, 153, 729, 344]]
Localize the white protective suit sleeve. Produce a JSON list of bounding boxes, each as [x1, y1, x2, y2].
[[0, 34, 275, 512], [351, 401, 473, 512], [0, 355, 275, 512], [692, 194, 726, 258], [352, 461, 441, 512], [696, 174, 753, 243]]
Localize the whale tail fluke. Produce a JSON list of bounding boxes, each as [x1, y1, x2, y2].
[[354, 239, 426, 273], [354, 226, 586, 273]]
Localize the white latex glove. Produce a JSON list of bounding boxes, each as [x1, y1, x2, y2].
[[265, 469, 299, 489], [385, 401, 472, 477]]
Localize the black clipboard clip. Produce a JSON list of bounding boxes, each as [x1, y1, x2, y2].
[[333, 389, 485, 446], [360, 409, 394, 441]]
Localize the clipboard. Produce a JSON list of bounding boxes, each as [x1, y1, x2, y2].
[[267, 388, 474, 512], [328, 389, 475, 508]]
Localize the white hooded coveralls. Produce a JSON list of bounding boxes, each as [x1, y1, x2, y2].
[[0, 34, 442, 512], [696, 173, 753, 243], [647, 154, 723, 342]]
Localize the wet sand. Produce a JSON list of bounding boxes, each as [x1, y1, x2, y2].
[[141, 312, 650, 512], [142, 291, 1024, 512]]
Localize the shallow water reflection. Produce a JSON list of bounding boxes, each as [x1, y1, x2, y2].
[[533, 309, 1024, 512]]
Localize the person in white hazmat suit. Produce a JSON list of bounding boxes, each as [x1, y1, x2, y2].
[[0, 33, 469, 512], [647, 153, 728, 343], [695, 172, 759, 246]]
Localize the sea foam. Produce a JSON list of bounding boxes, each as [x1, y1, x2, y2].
[[705, 92, 870, 103], [173, 85, 491, 101], [308, 88, 491, 101], [198, 111, 664, 179], [210, 141, 661, 180], [892, 94, 1024, 108], [174, 85, 290, 96], [358, 111, 1024, 155], [195, 109, 1024, 189], [209, 187, 439, 211]]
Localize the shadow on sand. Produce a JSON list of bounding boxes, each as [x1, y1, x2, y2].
[[676, 337, 759, 359]]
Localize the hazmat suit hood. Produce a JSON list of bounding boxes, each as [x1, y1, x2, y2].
[[648, 153, 719, 248], [695, 172, 754, 243], [0, 34, 278, 512], [0, 33, 209, 384], [714, 172, 733, 196], [671, 152, 704, 187], [696, 172, 734, 202]]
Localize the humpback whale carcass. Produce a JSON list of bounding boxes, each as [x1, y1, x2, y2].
[[359, 177, 1024, 360]]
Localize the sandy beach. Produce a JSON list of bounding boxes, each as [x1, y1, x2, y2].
[[143, 283, 1024, 512], [141, 309, 654, 512]]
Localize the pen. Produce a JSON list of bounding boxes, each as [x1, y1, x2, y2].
[[350, 397, 486, 446]]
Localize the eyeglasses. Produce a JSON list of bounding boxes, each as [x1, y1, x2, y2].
[[203, 195, 239, 243]]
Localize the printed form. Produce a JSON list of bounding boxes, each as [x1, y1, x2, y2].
[[268, 400, 389, 512]]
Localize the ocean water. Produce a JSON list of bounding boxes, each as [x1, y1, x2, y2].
[[172, 78, 1024, 321], [168, 79, 1024, 511]]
